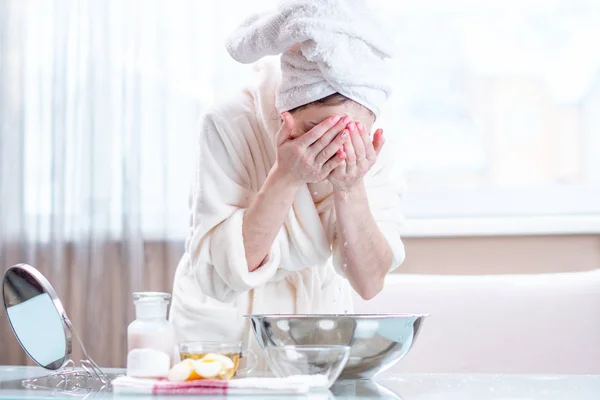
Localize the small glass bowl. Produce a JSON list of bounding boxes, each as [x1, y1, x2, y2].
[[178, 341, 257, 379], [264, 345, 351, 389]]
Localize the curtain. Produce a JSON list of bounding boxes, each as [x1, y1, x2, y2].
[[0, 0, 279, 367]]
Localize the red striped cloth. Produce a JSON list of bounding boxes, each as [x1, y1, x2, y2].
[[151, 379, 228, 395]]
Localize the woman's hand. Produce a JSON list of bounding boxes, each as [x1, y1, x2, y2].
[[275, 112, 350, 185], [328, 121, 385, 191]]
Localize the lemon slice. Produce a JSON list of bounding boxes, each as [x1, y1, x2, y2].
[[193, 358, 226, 379], [200, 353, 235, 370], [168, 359, 201, 382]]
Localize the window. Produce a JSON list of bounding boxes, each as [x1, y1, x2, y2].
[[375, 0, 600, 233]]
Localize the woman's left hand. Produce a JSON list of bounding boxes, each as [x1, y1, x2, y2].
[[327, 121, 385, 191]]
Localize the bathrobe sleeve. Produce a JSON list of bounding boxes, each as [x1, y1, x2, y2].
[[186, 107, 282, 303], [331, 140, 406, 276]]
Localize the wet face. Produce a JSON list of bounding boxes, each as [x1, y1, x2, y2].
[[289, 101, 375, 139]]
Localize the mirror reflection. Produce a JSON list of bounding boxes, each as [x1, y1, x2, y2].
[[3, 266, 70, 370]]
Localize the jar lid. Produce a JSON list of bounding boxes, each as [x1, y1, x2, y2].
[[132, 292, 171, 302]]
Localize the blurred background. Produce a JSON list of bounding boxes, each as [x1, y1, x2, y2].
[[1, 0, 599, 368]]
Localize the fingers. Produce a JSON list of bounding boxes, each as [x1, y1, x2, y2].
[[321, 151, 346, 176], [343, 137, 356, 166], [277, 112, 294, 146], [314, 129, 349, 166], [349, 123, 366, 161], [307, 115, 351, 155], [372, 128, 385, 156], [347, 123, 365, 166], [357, 122, 376, 161], [296, 114, 344, 148]]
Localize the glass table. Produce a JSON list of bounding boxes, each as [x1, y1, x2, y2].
[[1, 366, 599, 399]]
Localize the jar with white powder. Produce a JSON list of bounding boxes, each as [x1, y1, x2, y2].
[[126, 292, 176, 378]]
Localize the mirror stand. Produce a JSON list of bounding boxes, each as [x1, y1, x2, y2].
[[64, 316, 106, 382]]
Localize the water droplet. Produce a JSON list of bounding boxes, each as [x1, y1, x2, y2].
[[342, 263, 347, 269], [343, 241, 348, 247], [313, 192, 317, 195]]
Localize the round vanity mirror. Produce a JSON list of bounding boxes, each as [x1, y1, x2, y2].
[[2, 264, 72, 370]]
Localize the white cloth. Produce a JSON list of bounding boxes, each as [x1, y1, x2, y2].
[[226, 0, 394, 118], [112, 375, 330, 395], [169, 61, 405, 371]]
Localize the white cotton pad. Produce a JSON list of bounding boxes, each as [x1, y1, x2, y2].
[[127, 348, 171, 378]]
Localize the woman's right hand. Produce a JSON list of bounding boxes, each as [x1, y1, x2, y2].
[[274, 112, 350, 185]]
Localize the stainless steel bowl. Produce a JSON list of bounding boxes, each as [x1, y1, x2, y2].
[[248, 314, 426, 380]]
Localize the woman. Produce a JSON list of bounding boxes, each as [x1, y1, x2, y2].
[[170, 0, 405, 369]]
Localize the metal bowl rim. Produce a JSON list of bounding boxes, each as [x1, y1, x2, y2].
[[244, 313, 429, 319]]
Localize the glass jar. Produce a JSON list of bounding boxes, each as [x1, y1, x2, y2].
[[126, 292, 176, 378]]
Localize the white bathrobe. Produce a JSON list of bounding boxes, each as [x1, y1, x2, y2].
[[169, 62, 406, 371]]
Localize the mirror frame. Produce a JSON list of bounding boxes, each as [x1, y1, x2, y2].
[[2, 263, 73, 370]]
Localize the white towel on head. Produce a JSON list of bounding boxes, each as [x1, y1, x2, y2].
[[226, 0, 394, 118]]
